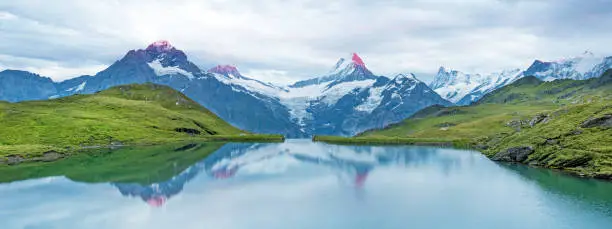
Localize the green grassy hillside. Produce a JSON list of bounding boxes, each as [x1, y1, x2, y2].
[[0, 83, 282, 160], [353, 70, 612, 179]]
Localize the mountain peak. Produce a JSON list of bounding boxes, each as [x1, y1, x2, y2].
[[437, 66, 448, 74], [352, 53, 366, 67], [391, 73, 420, 85], [146, 40, 175, 52], [208, 65, 241, 77]]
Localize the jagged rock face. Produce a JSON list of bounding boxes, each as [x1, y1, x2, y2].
[[308, 74, 452, 135], [282, 54, 452, 136], [0, 70, 57, 102]]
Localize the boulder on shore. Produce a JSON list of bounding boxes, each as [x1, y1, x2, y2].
[[492, 146, 534, 162]]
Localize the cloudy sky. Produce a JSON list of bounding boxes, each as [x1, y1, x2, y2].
[[1, 0, 611, 84]]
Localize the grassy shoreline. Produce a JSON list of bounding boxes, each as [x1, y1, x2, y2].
[[0, 83, 286, 163], [312, 135, 470, 148], [0, 134, 284, 165], [313, 135, 611, 181], [0, 142, 227, 184]]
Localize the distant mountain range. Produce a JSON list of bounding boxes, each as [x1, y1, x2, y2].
[[1, 41, 610, 136], [0, 41, 449, 137], [430, 51, 612, 105]]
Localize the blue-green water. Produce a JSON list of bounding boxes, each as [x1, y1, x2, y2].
[[1, 139, 612, 229]]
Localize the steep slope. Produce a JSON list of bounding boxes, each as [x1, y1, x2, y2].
[[361, 70, 612, 179], [0, 83, 282, 158], [0, 70, 58, 102], [290, 53, 378, 88]]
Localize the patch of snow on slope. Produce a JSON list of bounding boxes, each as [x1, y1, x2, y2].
[[148, 59, 194, 79], [75, 81, 86, 92], [65, 81, 86, 92], [213, 73, 284, 98], [355, 86, 384, 112], [277, 79, 376, 125], [318, 80, 375, 105], [433, 79, 481, 103]]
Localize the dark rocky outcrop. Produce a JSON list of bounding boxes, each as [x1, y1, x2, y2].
[[174, 128, 201, 136], [529, 113, 550, 127], [6, 155, 25, 165], [434, 122, 456, 128], [2, 151, 64, 165], [492, 146, 534, 162], [581, 114, 612, 129], [37, 151, 63, 162]]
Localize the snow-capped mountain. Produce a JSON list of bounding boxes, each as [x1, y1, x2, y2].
[[290, 53, 378, 88], [431, 52, 612, 105], [0, 41, 303, 137], [277, 53, 451, 135], [0, 43, 450, 136], [429, 67, 522, 105], [524, 51, 612, 81]]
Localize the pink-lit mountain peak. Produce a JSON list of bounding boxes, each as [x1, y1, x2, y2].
[[209, 65, 241, 76], [351, 53, 366, 67], [146, 40, 174, 52]]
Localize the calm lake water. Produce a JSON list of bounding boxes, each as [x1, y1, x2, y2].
[[1, 139, 612, 229]]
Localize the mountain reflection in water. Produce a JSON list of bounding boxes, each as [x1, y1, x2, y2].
[[3, 140, 612, 229], [112, 140, 461, 207]]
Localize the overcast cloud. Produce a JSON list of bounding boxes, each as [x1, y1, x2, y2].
[[1, 0, 611, 84]]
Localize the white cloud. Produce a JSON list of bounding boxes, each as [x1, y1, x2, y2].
[[0, 0, 611, 84], [0, 54, 107, 81], [0, 11, 17, 20]]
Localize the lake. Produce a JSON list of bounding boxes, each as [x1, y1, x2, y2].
[[1, 139, 611, 229]]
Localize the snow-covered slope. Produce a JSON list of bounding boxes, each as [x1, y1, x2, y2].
[[208, 65, 287, 98], [524, 51, 612, 81], [430, 67, 522, 105], [202, 52, 451, 136], [429, 67, 484, 103], [432, 52, 612, 105], [277, 54, 451, 135]]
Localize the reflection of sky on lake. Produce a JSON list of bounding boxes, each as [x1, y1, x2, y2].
[[2, 140, 612, 229]]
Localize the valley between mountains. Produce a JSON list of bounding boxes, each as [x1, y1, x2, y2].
[[1, 40, 612, 179]]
